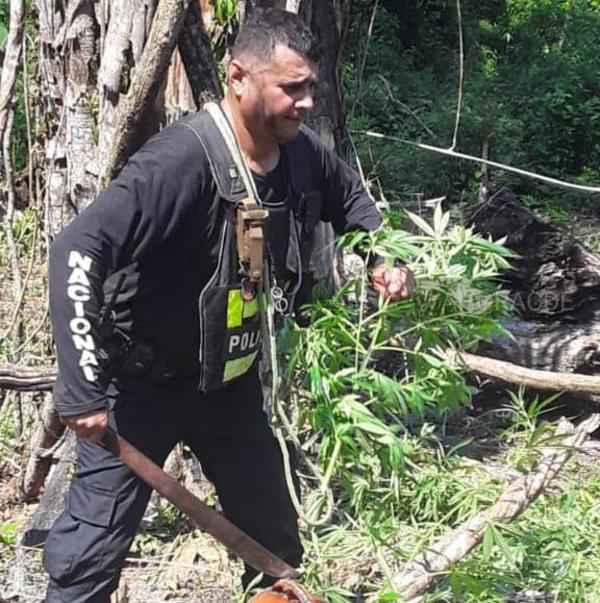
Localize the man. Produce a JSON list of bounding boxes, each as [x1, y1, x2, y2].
[[43, 8, 415, 602]]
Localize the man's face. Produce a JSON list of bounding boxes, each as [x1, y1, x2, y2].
[[236, 45, 319, 144]]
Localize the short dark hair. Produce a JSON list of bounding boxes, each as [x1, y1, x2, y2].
[[232, 8, 320, 65]]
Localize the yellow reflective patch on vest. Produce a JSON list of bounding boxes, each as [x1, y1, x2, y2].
[[243, 296, 259, 319], [223, 351, 259, 382], [227, 289, 243, 329]]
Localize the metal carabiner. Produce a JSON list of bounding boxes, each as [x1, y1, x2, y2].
[[271, 286, 289, 314]]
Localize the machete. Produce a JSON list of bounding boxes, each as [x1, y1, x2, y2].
[[102, 426, 298, 580]]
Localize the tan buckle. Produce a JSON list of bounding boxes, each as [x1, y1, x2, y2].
[[236, 197, 269, 282]]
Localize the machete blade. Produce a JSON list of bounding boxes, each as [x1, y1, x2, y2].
[[102, 426, 298, 580]]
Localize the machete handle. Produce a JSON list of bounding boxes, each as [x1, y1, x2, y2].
[[100, 426, 299, 580]]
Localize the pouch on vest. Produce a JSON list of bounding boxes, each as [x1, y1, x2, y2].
[[199, 282, 262, 391]]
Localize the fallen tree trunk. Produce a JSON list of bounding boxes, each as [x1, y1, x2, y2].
[[468, 190, 600, 402], [469, 188, 600, 322], [453, 351, 600, 396], [482, 317, 600, 378], [393, 413, 600, 601], [4, 343, 600, 399], [0, 363, 57, 391]]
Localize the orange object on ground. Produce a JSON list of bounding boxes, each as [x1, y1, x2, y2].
[[249, 579, 327, 603]]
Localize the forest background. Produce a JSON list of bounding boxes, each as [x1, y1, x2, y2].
[[1, 0, 600, 602]]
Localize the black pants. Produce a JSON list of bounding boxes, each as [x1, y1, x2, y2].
[[42, 371, 303, 602]]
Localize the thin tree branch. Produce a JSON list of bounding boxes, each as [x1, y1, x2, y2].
[[348, 0, 379, 125], [2, 108, 23, 356], [0, 364, 57, 391], [449, 0, 464, 151], [394, 414, 600, 601], [377, 74, 437, 141]]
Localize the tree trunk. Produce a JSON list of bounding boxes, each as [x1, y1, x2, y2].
[[22, 0, 194, 510], [300, 0, 351, 285], [247, 0, 351, 285], [99, 0, 192, 185], [177, 0, 222, 109], [0, 0, 25, 147], [23, 0, 104, 503]]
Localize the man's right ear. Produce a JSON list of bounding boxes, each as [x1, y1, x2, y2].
[[228, 60, 247, 98]]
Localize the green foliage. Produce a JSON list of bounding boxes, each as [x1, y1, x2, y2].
[[0, 0, 8, 51], [213, 0, 237, 26], [285, 208, 513, 518], [0, 522, 18, 547], [440, 471, 600, 602], [345, 0, 600, 209]]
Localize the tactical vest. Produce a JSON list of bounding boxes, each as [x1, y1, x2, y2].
[[181, 107, 324, 392]]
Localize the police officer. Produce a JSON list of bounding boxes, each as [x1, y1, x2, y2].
[[43, 8, 415, 602]]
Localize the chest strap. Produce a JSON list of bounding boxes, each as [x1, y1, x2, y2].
[[204, 102, 269, 284]]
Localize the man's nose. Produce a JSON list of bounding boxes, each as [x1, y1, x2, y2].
[[296, 88, 315, 112]]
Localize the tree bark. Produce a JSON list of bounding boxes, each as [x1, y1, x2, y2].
[[483, 317, 600, 378], [23, 0, 102, 503], [65, 1, 100, 212], [99, 0, 192, 185], [177, 0, 222, 108], [0, 0, 25, 148], [469, 188, 600, 322], [21, 396, 65, 502]]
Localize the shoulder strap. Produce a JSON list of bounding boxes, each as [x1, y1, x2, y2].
[[203, 102, 262, 202], [182, 103, 269, 283], [179, 107, 247, 204]]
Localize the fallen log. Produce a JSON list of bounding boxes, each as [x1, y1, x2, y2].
[[4, 346, 600, 399], [393, 413, 600, 601], [0, 363, 56, 391], [482, 317, 600, 377], [469, 188, 600, 321], [452, 351, 600, 396], [468, 190, 600, 402]]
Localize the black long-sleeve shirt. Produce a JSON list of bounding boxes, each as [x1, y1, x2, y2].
[[49, 116, 382, 417]]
